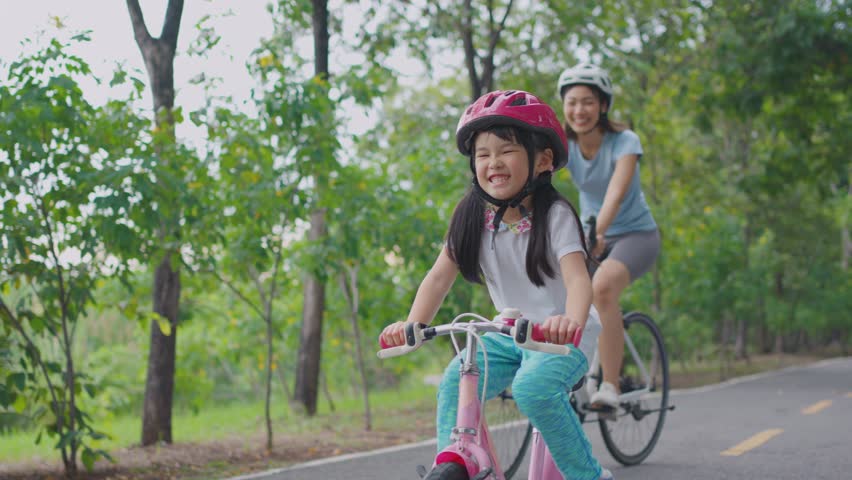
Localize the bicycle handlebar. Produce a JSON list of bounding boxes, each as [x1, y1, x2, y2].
[[586, 215, 612, 262], [377, 309, 582, 359], [587, 215, 598, 252]]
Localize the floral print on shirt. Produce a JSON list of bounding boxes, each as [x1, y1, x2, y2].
[[484, 207, 533, 234]]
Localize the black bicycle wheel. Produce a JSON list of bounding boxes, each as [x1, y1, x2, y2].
[[483, 389, 532, 478], [424, 461, 468, 480], [598, 312, 669, 465]]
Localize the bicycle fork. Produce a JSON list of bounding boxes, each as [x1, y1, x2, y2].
[[434, 334, 505, 480]]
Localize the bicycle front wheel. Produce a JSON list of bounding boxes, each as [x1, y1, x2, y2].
[[424, 461, 469, 480], [599, 312, 670, 465], [484, 389, 532, 478]]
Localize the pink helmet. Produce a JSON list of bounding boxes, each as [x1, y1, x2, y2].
[[456, 90, 568, 170]]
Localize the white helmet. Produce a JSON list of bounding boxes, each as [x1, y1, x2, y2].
[[557, 63, 614, 108]]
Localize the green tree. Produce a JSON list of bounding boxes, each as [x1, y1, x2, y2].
[[0, 35, 145, 474]]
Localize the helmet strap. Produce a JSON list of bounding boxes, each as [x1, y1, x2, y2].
[[471, 171, 552, 232]]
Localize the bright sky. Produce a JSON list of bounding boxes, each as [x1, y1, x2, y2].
[[0, 1, 273, 118], [0, 1, 449, 144]]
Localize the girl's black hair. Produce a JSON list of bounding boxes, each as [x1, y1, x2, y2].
[[446, 126, 591, 286]]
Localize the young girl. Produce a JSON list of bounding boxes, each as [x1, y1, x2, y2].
[[556, 63, 661, 409], [381, 90, 613, 480]]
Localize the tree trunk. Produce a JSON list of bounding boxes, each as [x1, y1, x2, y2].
[[842, 181, 850, 270], [294, 0, 330, 417], [142, 255, 180, 444], [126, 0, 184, 446], [265, 312, 274, 451], [295, 209, 327, 415], [719, 314, 732, 381], [260, 250, 282, 452], [339, 267, 372, 431], [774, 333, 784, 354], [321, 369, 336, 412], [457, 0, 514, 102], [734, 317, 748, 361], [757, 320, 771, 354]]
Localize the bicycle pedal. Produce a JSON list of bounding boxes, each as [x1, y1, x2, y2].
[[585, 403, 617, 419], [416, 464, 428, 478], [598, 409, 617, 421]]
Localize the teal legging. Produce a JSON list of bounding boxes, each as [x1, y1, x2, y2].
[[437, 333, 603, 480]]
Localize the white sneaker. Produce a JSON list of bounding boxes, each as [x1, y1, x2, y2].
[[585, 378, 598, 399], [590, 381, 619, 409], [600, 467, 614, 479]]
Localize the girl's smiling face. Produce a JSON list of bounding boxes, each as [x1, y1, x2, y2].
[[473, 131, 552, 201], [562, 85, 606, 134]]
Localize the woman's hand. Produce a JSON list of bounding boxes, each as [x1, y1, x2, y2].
[[591, 233, 607, 258], [542, 314, 585, 346], [380, 321, 409, 347]]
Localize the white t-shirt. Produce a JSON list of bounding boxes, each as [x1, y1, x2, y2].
[[479, 201, 602, 360]]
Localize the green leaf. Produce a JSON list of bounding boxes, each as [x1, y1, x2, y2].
[[8, 373, 26, 391], [81, 447, 96, 470], [153, 312, 172, 337]]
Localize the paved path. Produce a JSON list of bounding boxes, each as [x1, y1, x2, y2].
[[226, 357, 852, 480]]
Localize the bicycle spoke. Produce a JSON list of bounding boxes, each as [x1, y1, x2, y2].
[[484, 390, 531, 479]]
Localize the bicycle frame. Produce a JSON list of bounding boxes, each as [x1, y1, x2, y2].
[[435, 330, 507, 479], [574, 327, 656, 418], [378, 308, 581, 480]]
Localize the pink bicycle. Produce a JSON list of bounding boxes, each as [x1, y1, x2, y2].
[[378, 308, 583, 480]]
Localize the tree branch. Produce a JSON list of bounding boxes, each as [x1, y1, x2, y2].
[[459, 0, 480, 101], [0, 297, 66, 450], [125, 0, 153, 50], [207, 269, 265, 319], [161, 0, 185, 48]]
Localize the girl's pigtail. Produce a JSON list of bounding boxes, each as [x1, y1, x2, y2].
[[446, 190, 485, 284]]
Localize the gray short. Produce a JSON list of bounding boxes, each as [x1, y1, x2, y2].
[[589, 228, 660, 281]]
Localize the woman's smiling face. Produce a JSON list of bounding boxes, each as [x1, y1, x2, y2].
[[562, 85, 606, 134]]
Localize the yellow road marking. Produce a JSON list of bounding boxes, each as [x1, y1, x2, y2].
[[721, 429, 784, 457], [802, 400, 832, 415]]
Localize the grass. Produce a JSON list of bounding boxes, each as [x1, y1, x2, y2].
[[668, 352, 833, 389], [0, 379, 439, 464]]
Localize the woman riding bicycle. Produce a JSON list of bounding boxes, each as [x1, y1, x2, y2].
[[381, 90, 613, 479], [557, 63, 661, 409]]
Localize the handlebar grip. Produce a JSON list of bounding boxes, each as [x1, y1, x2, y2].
[[514, 318, 582, 355], [587, 215, 597, 252], [377, 323, 428, 359], [377, 344, 418, 359], [530, 324, 583, 348]]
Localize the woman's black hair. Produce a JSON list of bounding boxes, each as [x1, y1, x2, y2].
[[446, 125, 591, 286]]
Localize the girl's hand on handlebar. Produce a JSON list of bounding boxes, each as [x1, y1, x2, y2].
[[542, 314, 583, 346], [380, 321, 409, 347]]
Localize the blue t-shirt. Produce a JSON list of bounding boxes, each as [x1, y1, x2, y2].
[[566, 130, 657, 235]]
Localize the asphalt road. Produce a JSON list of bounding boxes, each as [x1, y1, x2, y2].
[[226, 357, 852, 480]]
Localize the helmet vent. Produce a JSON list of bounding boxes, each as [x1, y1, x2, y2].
[[484, 95, 497, 107], [510, 96, 527, 106]]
